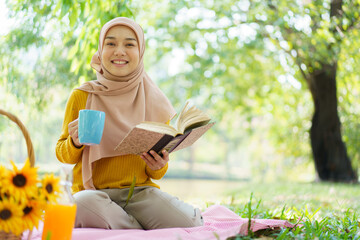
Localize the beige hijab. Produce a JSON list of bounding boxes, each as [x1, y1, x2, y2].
[[77, 17, 176, 189]]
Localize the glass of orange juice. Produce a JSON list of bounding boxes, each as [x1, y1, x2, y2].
[[42, 164, 77, 240], [42, 203, 77, 240]]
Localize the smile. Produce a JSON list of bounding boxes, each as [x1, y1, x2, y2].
[[112, 60, 128, 64]]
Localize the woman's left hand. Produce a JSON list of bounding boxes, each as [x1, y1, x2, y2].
[[141, 150, 169, 171]]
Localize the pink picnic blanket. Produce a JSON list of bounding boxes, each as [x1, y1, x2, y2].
[[23, 205, 295, 240]]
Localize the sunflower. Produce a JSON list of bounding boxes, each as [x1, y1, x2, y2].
[[21, 198, 45, 231], [3, 159, 38, 203], [0, 197, 23, 236], [41, 173, 61, 203]]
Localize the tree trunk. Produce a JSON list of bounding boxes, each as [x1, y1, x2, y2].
[[309, 64, 357, 182]]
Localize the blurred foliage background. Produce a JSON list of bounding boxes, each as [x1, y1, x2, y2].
[[0, 0, 359, 182]]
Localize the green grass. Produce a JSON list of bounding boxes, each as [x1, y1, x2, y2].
[[210, 181, 360, 239]]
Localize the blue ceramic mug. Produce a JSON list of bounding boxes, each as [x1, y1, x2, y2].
[[78, 110, 105, 145]]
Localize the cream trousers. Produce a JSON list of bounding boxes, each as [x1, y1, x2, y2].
[[73, 186, 203, 230]]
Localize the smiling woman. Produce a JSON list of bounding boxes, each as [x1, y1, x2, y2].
[[101, 25, 140, 79], [55, 17, 204, 231]]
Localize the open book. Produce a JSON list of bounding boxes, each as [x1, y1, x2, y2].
[[114, 101, 215, 155]]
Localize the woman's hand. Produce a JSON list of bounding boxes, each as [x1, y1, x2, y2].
[[68, 119, 82, 148], [141, 150, 169, 171]]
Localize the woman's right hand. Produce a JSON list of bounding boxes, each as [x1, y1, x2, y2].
[[68, 119, 82, 148]]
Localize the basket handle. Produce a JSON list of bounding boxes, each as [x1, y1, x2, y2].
[[0, 109, 35, 167]]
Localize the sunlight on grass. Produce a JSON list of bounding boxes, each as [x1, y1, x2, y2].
[[159, 179, 360, 239], [215, 181, 360, 239], [224, 181, 360, 218]]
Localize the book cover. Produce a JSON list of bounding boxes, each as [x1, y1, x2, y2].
[[114, 102, 215, 155], [114, 122, 215, 156]]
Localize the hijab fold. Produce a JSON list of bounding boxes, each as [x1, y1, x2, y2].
[[77, 17, 176, 190]]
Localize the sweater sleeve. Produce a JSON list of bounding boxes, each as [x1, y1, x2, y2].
[[55, 90, 88, 164], [145, 163, 168, 180]]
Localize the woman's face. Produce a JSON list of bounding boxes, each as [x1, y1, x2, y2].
[[101, 25, 140, 78]]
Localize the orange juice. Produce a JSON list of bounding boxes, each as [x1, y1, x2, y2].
[[42, 204, 77, 240]]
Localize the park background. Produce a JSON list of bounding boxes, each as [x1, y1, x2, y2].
[[0, 0, 360, 238]]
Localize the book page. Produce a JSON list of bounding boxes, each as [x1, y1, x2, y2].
[[136, 121, 180, 137], [175, 101, 190, 131], [176, 103, 211, 133]]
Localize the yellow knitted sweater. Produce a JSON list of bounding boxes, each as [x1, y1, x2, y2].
[[55, 89, 168, 193]]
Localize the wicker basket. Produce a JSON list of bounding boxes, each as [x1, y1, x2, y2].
[[0, 109, 34, 240]]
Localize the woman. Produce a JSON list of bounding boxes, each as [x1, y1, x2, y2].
[[55, 17, 203, 230]]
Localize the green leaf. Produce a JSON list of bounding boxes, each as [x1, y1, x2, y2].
[[46, 231, 52, 240], [69, 7, 78, 28], [124, 175, 136, 208]]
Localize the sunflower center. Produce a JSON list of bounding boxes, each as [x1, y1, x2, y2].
[[0, 209, 11, 220], [13, 174, 27, 187], [46, 183, 53, 194], [23, 206, 33, 215]]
